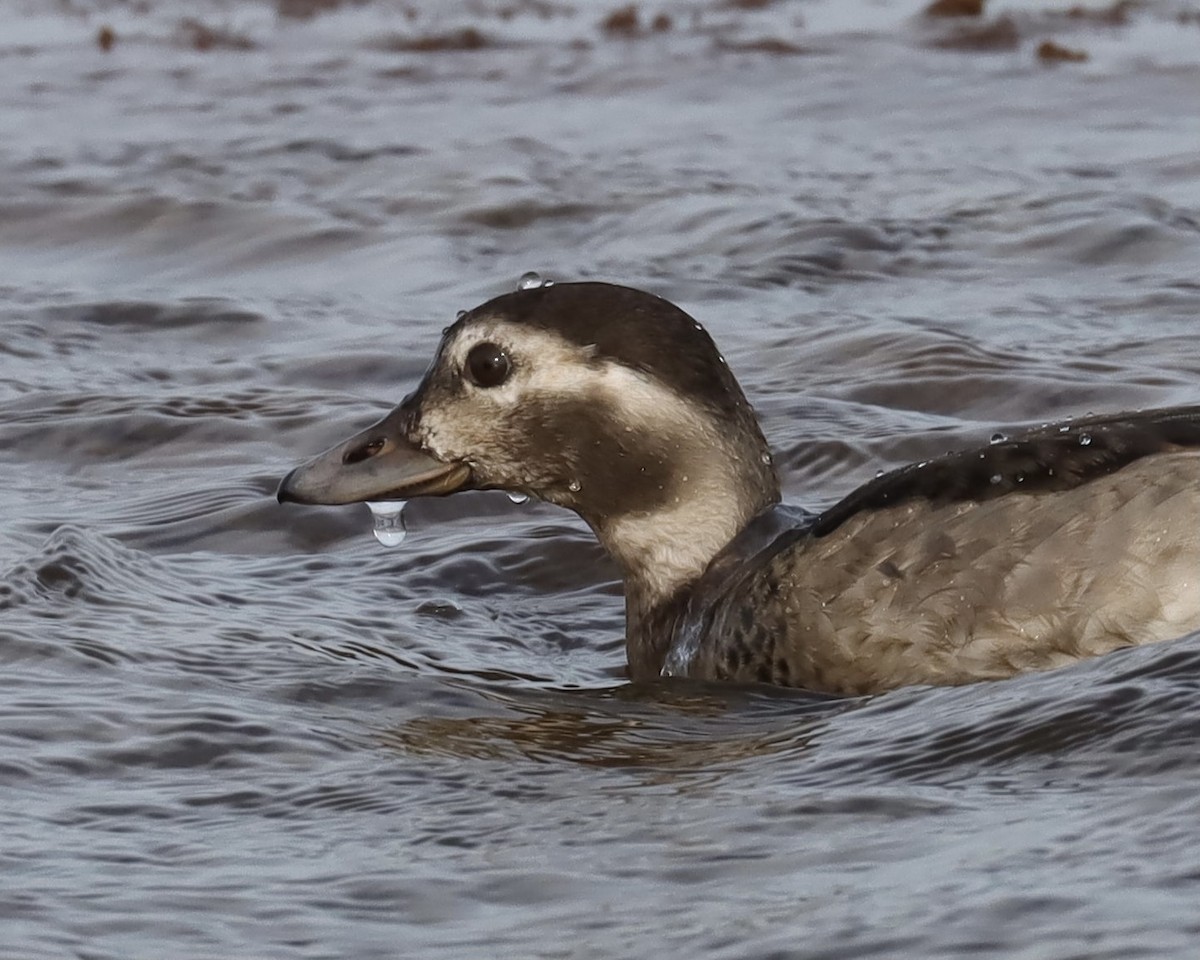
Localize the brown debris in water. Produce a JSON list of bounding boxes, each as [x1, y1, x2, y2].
[[602, 4, 640, 36], [1065, 1, 1136, 26], [175, 19, 257, 51], [374, 28, 491, 52], [1037, 39, 1089, 62], [715, 37, 808, 55], [925, 0, 985, 17], [929, 14, 1019, 50], [277, 0, 361, 19], [96, 25, 116, 52], [599, 5, 670, 37]]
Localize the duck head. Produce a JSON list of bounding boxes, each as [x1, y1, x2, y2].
[[278, 281, 780, 669]]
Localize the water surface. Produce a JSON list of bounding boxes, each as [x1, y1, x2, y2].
[[4, 0, 1200, 956]]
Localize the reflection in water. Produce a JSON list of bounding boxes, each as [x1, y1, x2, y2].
[[379, 686, 843, 771]]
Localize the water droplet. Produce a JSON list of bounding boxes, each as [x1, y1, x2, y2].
[[875, 469, 885, 478], [1059, 425, 1070, 433], [366, 501, 407, 547], [455, 310, 467, 320], [1016, 474, 1025, 483], [517, 271, 544, 291], [990, 432, 1007, 444], [507, 491, 529, 504], [543, 280, 555, 288], [760, 452, 772, 466], [567, 480, 581, 493], [415, 598, 463, 619], [990, 474, 1003, 485], [1079, 433, 1092, 446]]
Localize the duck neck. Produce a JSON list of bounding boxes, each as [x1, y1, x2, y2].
[[587, 441, 780, 681]]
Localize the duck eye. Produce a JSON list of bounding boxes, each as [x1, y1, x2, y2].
[[465, 342, 511, 388]]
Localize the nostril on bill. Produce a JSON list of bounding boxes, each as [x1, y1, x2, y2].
[[342, 438, 385, 465]]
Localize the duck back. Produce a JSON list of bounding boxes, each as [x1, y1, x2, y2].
[[672, 408, 1200, 694]]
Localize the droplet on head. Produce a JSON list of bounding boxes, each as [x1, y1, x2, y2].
[[1079, 433, 1092, 446], [875, 469, 885, 478], [990, 432, 1007, 444], [990, 474, 1003, 485], [507, 491, 530, 504], [366, 500, 407, 548], [567, 480, 581, 493], [517, 271, 544, 291], [760, 452, 772, 466]]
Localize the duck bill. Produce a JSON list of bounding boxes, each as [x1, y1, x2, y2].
[[276, 408, 471, 506]]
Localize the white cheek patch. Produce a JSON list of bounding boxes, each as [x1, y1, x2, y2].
[[443, 320, 595, 405], [418, 321, 597, 460], [430, 320, 713, 447]]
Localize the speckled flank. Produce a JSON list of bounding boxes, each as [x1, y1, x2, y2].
[[686, 452, 1200, 695]]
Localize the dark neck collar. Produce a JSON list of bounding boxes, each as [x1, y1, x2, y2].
[[625, 503, 814, 680]]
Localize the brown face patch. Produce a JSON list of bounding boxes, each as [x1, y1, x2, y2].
[[414, 359, 680, 519]]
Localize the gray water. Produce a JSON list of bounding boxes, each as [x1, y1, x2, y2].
[[4, 0, 1200, 957]]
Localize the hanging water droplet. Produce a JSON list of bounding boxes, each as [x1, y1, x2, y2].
[[366, 501, 407, 547], [990, 432, 1007, 444], [517, 271, 544, 291], [1079, 433, 1092, 446], [507, 491, 529, 504], [567, 480, 581, 493]]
